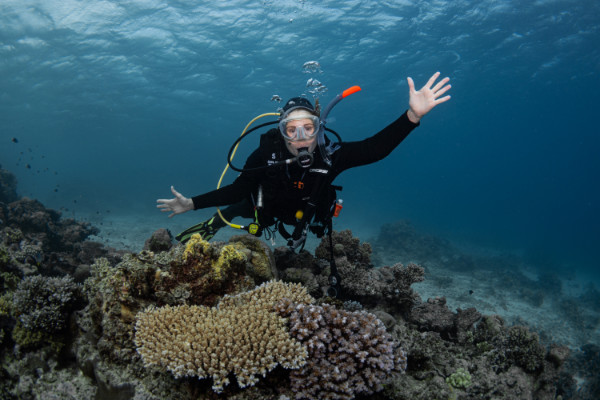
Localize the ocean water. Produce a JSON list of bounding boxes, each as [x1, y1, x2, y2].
[[1, 0, 599, 281]]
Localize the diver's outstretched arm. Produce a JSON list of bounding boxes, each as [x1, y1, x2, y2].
[[406, 71, 451, 124], [157, 185, 194, 218]]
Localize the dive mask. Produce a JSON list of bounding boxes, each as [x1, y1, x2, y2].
[[278, 114, 320, 142]]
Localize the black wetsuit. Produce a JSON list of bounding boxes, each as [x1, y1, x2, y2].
[[191, 111, 419, 230]]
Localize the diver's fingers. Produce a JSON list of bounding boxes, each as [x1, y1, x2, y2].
[[170, 185, 181, 197], [407, 77, 416, 94], [434, 84, 452, 100], [156, 199, 174, 207], [432, 76, 450, 94], [424, 71, 441, 90], [435, 94, 452, 105]]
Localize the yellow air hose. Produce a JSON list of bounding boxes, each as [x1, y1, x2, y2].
[[216, 112, 280, 230]]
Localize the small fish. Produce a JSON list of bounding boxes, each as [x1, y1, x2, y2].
[[25, 164, 31, 169], [271, 95, 281, 102], [11, 137, 18, 143], [469, 290, 474, 295]]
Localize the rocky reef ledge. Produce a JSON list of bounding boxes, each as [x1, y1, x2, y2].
[[0, 166, 593, 399]]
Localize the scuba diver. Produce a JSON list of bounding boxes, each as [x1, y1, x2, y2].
[[158, 72, 451, 252]]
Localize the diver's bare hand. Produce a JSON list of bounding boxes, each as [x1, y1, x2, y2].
[[157, 186, 193, 218], [406, 72, 451, 123]]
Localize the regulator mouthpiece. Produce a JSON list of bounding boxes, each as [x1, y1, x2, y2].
[[296, 147, 314, 168]]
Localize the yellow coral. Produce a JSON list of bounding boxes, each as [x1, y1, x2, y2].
[[212, 244, 245, 281], [135, 283, 309, 393], [182, 234, 246, 282], [228, 236, 276, 282], [182, 233, 210, 262]]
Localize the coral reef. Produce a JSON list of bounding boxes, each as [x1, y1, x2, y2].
[[446, 367, 472, 389], [3, 197, 98, 253], [314, 229, 373, 269], [1, 189, 123, 281], [273, 247, 322, 297], [385, 308, 568, 399], [276, 299, 407, 400], [70, 237, 288, 398], [11, 275, 79, 333], [409, 296, 481, 342], [275, 231, 425, 313], [143, 228, 173, 252], [229, 234, 278, 283], [135, 281, 311, 393], [0, 173, 578, 400]]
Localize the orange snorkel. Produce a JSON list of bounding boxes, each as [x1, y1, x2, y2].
[[317, 85, 362, 166]]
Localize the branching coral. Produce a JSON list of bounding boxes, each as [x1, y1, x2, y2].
[[134, 281, 314, 393], [276, 299, 407, 400], [12, 274, 79, 334], [8, 274, 79, 350], [314, 229, 373, 268], [219, 279, 315, 311]]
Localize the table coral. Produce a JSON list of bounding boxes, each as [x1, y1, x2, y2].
[[134, 280, 313, 393]]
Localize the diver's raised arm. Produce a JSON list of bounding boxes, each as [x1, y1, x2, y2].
[[406, 71, 451, 124], [157, 185, 194, 218]]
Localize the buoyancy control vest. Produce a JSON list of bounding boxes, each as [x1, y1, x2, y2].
[[257, 128, 340, 238]]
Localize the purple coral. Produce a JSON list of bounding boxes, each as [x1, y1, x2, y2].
[[277, 299, 406, 400]]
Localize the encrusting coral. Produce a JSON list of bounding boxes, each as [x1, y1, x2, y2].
[[134, 280, 313, 393]]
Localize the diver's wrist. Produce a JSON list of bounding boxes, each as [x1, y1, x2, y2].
[[407, 109, 421, 124]]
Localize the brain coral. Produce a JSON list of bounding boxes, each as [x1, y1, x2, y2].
[[134, 281, 314, 393], [276, 299, 407, 400]]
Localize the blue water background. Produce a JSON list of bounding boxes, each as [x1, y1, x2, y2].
[[1, 1, 599, 279]]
